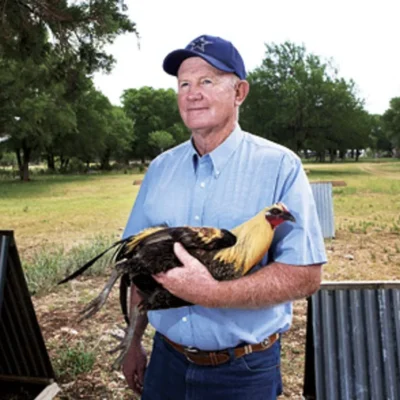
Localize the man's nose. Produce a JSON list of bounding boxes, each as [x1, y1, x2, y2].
[[187, 89, 203, 101]]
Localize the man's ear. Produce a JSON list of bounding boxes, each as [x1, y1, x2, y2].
[[234, 80, 250, 106]]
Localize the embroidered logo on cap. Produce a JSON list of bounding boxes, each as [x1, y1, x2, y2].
[[189, 37, 212, 52]]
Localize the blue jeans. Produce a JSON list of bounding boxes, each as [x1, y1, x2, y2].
[[141, 332, 283, 400]]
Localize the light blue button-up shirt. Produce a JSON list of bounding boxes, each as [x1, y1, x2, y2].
[[123, 125, 327, 350]]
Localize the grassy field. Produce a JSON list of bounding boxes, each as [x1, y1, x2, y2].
[[0, 173, 142, 256], [1, 161, 400, 399]]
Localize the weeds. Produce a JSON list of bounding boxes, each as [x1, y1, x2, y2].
[[23, 234, 116, 295], [390, 223, 400, 234], [52, 340, 96, 381]]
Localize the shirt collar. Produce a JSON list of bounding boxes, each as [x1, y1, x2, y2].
[[190, 124, 244, 178]]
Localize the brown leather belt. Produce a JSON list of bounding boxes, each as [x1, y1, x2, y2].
[[162, 333, 279, 366]]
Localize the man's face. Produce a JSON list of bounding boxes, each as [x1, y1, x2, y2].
[[177, 57, 238, 132]]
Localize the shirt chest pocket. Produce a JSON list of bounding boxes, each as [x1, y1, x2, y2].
[[207, 182, 267, 230], [143, 186, 192, 228], [215, 206, 258, 231]]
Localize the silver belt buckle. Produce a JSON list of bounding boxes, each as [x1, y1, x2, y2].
[[184, 346, 199, 353], [261, 337, 270, 348], [184, 346, 199, 363], [261, 333, 278, 348]]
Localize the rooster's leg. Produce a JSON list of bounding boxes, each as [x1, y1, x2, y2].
[[78, 268, 123, 321], [109, 290, 142, 370]]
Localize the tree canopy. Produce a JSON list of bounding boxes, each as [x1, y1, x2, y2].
[[1, 17, 399, 181], [121, 87, 188, 161], [382, 97, 400, 156], [0, 0, 137, 180], [240, 42, 374, 161], [0, 0, 137, 72]]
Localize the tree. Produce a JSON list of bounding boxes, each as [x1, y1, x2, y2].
[[0, 56, 77, 180], [241, 42, 330, 151], [100, 106, 135, 169], [0, 0, 137, 73], [169, 122, 191, 145], [0, 0, 137, 179], [382, 97, 400, 157], [73, 87, 113, 167], [240, 42, 370, 161], [121, 87, 182, 162], [149, 130, 175, 154], [369, 114, 392, 157]]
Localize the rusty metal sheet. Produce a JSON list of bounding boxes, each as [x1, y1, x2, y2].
[[304, 282, 400, 400], [0, 231, 57, 399]]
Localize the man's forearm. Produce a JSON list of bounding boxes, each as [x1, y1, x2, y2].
[[208, 262, 322, 309], [133, 313, 149, 341]]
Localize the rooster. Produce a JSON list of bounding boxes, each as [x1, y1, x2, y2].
[[58, 202, 295, 368]]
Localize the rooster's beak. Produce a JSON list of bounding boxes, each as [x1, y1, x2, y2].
[[282, 211, 296, 222]]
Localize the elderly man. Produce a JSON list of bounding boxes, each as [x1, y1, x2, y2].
[[122, 34, 327, 399]]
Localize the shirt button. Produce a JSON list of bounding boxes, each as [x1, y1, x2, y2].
[[182, 317, 188, 322], [194, 215, 200, 221], [200, 182, 205, 188]]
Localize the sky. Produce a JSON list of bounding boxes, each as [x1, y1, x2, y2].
[[93, 0, 400, 115]]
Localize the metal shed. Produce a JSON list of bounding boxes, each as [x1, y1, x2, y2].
[[303, 281, 400, 400], [0, 230, 60, 400], [310, 182, 335, 239]]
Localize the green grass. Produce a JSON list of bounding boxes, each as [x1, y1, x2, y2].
[[0, 173, 141, 257], [51, 340, 96, 381], [24, 234, 116, 295], [1, 160, 400, 291], [308, 162, 400, 225], [8, 161, 397, 400], [0, 173, 144, 295]]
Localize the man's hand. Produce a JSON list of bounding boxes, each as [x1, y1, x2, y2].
[[153, 242, 219, 307], [122, 338, 147, 395], [154, 243, 322, 310], [122, 285, 149, 395]]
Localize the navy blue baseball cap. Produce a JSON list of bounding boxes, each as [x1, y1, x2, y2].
[[163, 35, 246, 80]]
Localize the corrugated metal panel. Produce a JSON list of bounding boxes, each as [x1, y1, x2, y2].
[[0, 230, 58, 398], [310, 182, 335, 239], [304, 282, 400, 400]]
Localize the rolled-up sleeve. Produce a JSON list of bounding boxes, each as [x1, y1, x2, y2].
[[271, 154, 327, 266]]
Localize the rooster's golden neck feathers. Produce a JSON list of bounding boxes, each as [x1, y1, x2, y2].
[[215, 203, 295, 275]]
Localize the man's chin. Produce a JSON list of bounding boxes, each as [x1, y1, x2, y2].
[[186, 122, 212, 132]]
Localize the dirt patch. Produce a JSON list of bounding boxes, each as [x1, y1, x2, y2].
[[358, 163, 400, 179], [33, 278, 308, 400], [31, 229, 400, 399], [34, 278, 148, 400]]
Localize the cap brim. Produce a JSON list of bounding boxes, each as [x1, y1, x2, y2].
[[163, 49, 236, 77]]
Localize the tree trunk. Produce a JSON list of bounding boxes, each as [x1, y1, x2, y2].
[[15, 149, 22, 172], [47, 152, 55, 171], [60, 155, 70, 172], [329, 149, 336, 163], [100, 148, 111, 170], [21, 142, 31, 181], [355, 149, 361, 162]]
